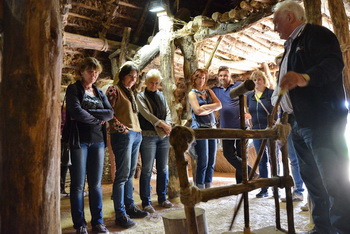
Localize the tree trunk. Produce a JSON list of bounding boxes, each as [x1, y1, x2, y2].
[[328, 0, 350, 100], [174, 35, 198, 120], [157, 11, 181, 198], [1, 1, 62, 233], [304, 0, 322, 25]]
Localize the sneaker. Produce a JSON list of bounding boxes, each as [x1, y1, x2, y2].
[[143, 205, 155, 213], [60, 191, 69, 198], [160, 200, 174, 208], [256, 190, 268, 198], [251, 172, 260, 180], [281, 192, 304, 202], [300, 202, 309, 211], [300, 228, 319, 234], [91, 223, 109, 233], [115, 214, 136, 228], [126, 205, 148, 218], [76, 226, 88, 234]]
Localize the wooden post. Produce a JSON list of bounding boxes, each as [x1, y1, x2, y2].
[[303, 0, 322, 25], [174, 35, 198, 120], [1, 0, 62, 233], [328, 0, 350, 100]]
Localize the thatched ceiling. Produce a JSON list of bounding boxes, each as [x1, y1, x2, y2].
[[61, 0, 350, 84]]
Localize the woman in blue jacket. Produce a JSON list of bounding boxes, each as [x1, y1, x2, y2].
[[246, 70, 275, 198], [63, 57, 113, 234]]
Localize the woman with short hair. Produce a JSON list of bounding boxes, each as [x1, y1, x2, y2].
[[64, 57, 113, 234], [136, 69, 173, 213]]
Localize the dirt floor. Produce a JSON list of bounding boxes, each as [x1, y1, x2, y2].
[[61, 172, 313, 234]]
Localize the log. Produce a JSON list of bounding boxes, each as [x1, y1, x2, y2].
[[220, 12, 230, 22], [118, 27, 131, 68], [132, 1, 150, 43], [193, 15, 216, 28], [254, 0, 277, 4], [228, 8, 240, 20], [132, 30, 162, 70], [304, 0, 322, 25], [63, 32, 139, 52], [211, 12, 221, 22], [328, 0, 350, 100], [250, 0, 262, 10], [240, 1, 253, 12], [194, 10, 273, 42], [174, 35, 198, 120], [162, 208, 208, 234], [1, 0, 62, 233], [204, 35, 223, 69]]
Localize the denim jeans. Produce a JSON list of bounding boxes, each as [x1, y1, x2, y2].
[[222, 139, 253, 183], [286, 133, 304, 195], [193, 138, 217, 187], [110, 131, 142, 218], [253, 139, 269, 193], [70, 141, 105, 229], [139, 136, 170, 207], [291, 119, 350, 234], [253, 139, 280, 193]]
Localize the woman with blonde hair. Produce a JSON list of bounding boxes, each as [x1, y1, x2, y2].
[[188, 68, 222, 189], [245, 70, 276, 198]]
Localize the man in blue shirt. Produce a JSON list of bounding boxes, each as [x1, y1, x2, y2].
[[212, 66, 254, 183]]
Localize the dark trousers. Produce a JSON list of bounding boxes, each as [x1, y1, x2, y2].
[[291, 118, 350, 234], [222, 139, 252, 183]]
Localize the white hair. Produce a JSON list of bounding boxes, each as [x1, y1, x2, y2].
[[145, 69, 163, 82], [273, 0, 305, 21]]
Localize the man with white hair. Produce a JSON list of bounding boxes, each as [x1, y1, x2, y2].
[[273, 1, 350, 233]]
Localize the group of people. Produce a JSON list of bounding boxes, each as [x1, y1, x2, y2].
[[63, 61, 174, 233], [187, 1, 350, 234], [62, 1, 350, 233]]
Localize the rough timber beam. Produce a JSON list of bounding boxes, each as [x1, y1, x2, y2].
[[193, 10, 273, 42], [63, 32, 139, 52]]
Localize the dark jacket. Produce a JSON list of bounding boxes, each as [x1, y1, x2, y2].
[[285, 24, 347, 128], [62, 81, 114, 148], [246, 88, 274, 129]]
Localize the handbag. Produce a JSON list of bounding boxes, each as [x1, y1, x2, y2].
[[61, 94, 72, 166], [61, 140, 72, 166]]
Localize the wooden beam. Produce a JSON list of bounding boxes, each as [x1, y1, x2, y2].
[[131, 0, 150, 44], [304, 0, 322, 25], [1, 0, 62, 233], [63, 32, 139, 52], [193, 9, 273, 42], [328, 0, 350, 99], [205, 35, 223, 69], [118, 27, 131, 67], [68, 11, 137, 23]]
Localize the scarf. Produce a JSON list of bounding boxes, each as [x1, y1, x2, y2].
[[117, 81, 138, 113]]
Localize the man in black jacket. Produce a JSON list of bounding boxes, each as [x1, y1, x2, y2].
[[273, 1, 350, 233]]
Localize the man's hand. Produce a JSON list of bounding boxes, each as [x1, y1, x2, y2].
[[280, 71, 309, 90]]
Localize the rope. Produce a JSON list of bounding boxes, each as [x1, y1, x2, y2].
[[101, 38, 109, 52], [180, 183, 202, 207]]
